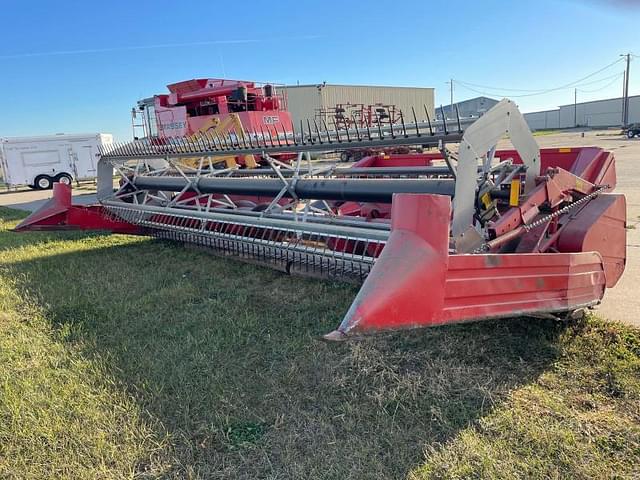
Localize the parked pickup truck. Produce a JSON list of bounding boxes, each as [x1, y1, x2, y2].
[[623, 123, 640, 139]]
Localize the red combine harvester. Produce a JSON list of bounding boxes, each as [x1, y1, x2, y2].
[[132, 78, 295, 167], [16, 99, 626, 340]]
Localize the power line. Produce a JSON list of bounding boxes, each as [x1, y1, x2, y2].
[[452, 81, 554, 93], [457, 71, 622, 96], [573, 71, 625, 88], [454, 57, 625, 98], [576, 73, 625, 93], [456, 57, 624, 95]]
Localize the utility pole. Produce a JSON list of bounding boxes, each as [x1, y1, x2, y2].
[[574, 88, 578, 128], [450, 78, 454, 117], [621, 53, 631, 126], [621, 69, 626, 125], [445, 79, 454, 119]]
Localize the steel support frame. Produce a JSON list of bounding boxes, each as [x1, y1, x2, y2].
[[452, 99, 541, 238]]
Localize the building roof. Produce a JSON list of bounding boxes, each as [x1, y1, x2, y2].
[[557, 93, 640, 108], [522, 108, 559, 115], [448, 96, 499, 106], [283, 83, 433, 90]]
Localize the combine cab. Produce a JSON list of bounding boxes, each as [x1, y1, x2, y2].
[[17, 99, 626, 339]]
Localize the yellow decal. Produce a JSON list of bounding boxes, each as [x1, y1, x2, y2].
[[559, 147, 571, 153], [481, 192, 492, 209], [509, 179, 521, 207]]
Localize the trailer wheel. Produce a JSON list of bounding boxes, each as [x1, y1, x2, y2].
[[34, 175, 53, 190], [55, 173, 73, 186], [339, 151, 350, 162]]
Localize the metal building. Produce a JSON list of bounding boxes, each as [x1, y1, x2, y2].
[[522, 109, 561, 130], [524, 94, 640, 130], [437, 96, 499, 120], [281, 83, 435, 129]]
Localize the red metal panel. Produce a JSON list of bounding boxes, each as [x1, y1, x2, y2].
[[14, 182, 74, 230], [166, 79, 256, 101], [325, 194, 450, 339], [441, 252, 606, 322], [166, 79, 210, 93], [328, 193, 609, 338], [14, 183, 140, 234], [496, 147, 616, 187], [182, 111, 294, 137], [236, 111, 294, 136], [362, 148, 604, 178], [352, 153, 435, 168], [557, 194, 626, 287], [496, 148, 580, 173]]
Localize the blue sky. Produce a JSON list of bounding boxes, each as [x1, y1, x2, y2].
[[0, 0, 638, 140]]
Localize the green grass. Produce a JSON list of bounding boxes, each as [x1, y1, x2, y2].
[[0, 205, 638, 479], [532, 130, 561, 137]]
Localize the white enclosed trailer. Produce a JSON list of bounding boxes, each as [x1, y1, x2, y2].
[[0, 133, 113, 189]]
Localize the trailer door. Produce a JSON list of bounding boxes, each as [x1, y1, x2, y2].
[[69, 141, 97, 179], [0, 143, 9, 184]]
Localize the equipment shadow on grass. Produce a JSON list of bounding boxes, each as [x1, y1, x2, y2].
[[4, 231, 568, 479]]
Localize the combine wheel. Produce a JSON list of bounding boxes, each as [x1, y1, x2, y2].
[[55, 173, 73, 186], [34, 175, 53, 190], [339, 151, 351, 162]]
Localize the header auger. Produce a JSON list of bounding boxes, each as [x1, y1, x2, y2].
[[16, 99, 626, 339]]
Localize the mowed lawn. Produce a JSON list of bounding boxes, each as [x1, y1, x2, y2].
[[0, 206, 638, 479]]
